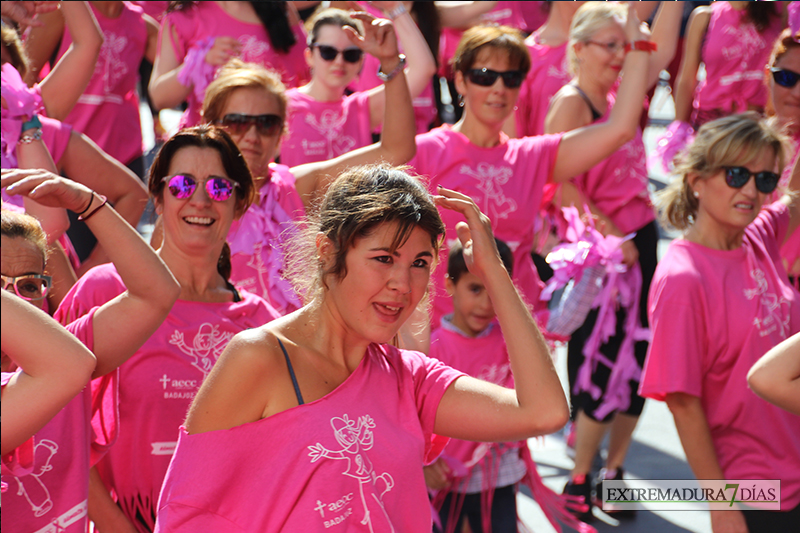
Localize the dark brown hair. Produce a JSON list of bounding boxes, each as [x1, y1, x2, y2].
[[306, 8, 363, 46], [1, 209, 47, 268], [448, 237, 513, 283], [452, 25, 531, 78]]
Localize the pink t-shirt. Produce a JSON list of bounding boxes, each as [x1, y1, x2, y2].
[[57, 1, 147, 165], [0, 309, 118, 533], [280, 89, 373, 167], [573, 93, 655, 235], [39, 115, 73, 166], [55, 263, 280, 532], [154, 344, 463, 532], [409, 126, 562, 325], [515, 39, 570, 138], [693, 2, 783, 124], [228, 163, 305, 315], [164, 2, 309, 128], [640, 203, 800, 510]]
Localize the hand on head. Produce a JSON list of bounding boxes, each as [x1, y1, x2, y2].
[[344, 11, 399, 62]]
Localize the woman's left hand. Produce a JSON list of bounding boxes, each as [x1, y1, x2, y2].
[[344, 11, 399, 63], [435, 186, 502, 281], [625, 1, 651, 43], [2, 168, 92, 213]]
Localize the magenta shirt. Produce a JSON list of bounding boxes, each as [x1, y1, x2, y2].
[[693, 2, 783, 125], [409, 126, 562, 325], [164, 2, 309, 128], [55, 263, 280, 532], [228, 163, 305, 315], [641, 203, 800, 510], [154, 344, 463, 532], [0, 310, 118, 533], [56, 1, 147, 165], [280, 89, 373, 167], [515, 39, 570, 138]]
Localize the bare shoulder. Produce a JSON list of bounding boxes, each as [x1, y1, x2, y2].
[[545, 87, 593, 134]]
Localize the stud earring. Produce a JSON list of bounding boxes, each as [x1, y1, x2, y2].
[[693, 191, 700, 199], [458, 94, 464, 107]]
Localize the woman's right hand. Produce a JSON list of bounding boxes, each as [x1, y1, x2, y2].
[[204, 36, 242, 67], [624, 1, 650, 43], [1, 168, 92, 214]]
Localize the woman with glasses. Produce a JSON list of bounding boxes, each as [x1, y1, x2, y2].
[[279, 7, 435, 167], [542, 2, 681, 518], [407, 9, 653, 330], [53, 126, 280, 533], [0, 169, 179, 533], [641, 113, 800, 532], [198, 12, 417, 315]]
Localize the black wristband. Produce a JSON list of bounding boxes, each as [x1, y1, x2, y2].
[[76, 193, 94, 216]]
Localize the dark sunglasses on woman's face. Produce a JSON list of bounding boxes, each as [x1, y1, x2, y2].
[[163, 174, 239, 202], [218, 114, 282, 137], [466, 68, 524, 89], [771, 67, 800, 89], [724, 166, 780, 194], [313, 44, 363, 63]]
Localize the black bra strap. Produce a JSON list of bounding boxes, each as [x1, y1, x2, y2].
[[569, 84, 603, 122], [278, 338, 304, 406]]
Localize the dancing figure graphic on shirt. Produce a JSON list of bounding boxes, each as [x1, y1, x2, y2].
[[746, 269, 792, 339], [308, 414, 395, 532], [459, 162, 517, 220], [12, 439, 59, 518], [169, 323, 234, 376], [303, 110, 355, 160]]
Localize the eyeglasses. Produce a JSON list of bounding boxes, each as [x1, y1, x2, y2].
[[466, 68, 524, 89], [313, 44, 363, 63], [218, 114, 282, 137], [770, 67, 800, 89], [586, 40, 628, 55], [163, 174, 239, 202], [724, 167, 780, 194], [1, 274, 52, 301]]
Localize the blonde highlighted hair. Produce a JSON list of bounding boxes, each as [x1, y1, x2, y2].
[[567, 2, 628, 75], [656, 113, 790, 231]]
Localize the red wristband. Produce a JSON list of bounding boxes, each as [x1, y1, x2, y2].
[[625, 41, 657, 53]]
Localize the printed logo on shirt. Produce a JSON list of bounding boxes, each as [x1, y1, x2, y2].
[[239, 34, 271, 62], [302, 110, 356, 160], [613, 139, 648, 191], [9, 439, 65, 520], [98, 31, 129, 93], [308, 414, 395, 530], [168, 323, 234, 377], [478, 363, 512, 386], [746, 268, 791, 339], [721, 24, 766, 62], [546, 56, 570, 83], [158, 373, 199, 400], [459, 162, 517, 220]]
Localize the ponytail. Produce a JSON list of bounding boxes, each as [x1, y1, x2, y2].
[[217, 242, 232, 281]]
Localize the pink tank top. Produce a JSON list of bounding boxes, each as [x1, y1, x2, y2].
[[164, 2, 309, 128], [57, 2, 147, 165], [280, 88, 373, 167], [515, 38, 570, 137]]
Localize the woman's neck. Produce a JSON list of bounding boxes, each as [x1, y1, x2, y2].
[[297, 300, 371, 373], [213, 1, 259, 23], [684, 215, 745, 251], [299, 79, 345, 103], [157, 245, 232, 302], [90, 1, 123, 18], [451, 111, 504, 148], [575, 73, 612, 114]]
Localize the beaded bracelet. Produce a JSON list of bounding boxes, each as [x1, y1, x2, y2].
[[17, 129, 43, 145], [78, 195, 108, 222]]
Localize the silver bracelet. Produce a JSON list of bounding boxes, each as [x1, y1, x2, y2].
[[376, 54, 407, 83], [17, 129, 43, 145], [387, 3, 407, 20]]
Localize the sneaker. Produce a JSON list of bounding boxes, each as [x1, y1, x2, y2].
[[563, 473, 594, 522], [594, 467, 636, 518]]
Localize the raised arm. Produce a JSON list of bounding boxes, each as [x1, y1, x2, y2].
[[431, 187, 569, 442], [1, 290, 96, 455], [292, 12, 415, 210], [551, 4, 651, 183], [673, 6, 711, 124], [35, 1, 103, 121], [1, 169, 180, 378], [366, 2, 437, 130], [436, 1, 497, 29], [645, 1, 683, 90]]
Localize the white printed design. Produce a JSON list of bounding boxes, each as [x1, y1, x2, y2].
[[169, 323, 234, 377], [238, 34, 271, 63], [12, 440, 61, 518], [303, 110, 356, 159], [546, 56, 570, 83], [308, 414, 395, 532], [459, 163, 517, 220], [746, 269, 791, 339], [720, 24, 766, 62], [477, 363, 511, 387], [611, 139, 649, 191], [98, 31, 129, 93]]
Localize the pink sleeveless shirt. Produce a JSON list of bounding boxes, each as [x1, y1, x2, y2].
[[155, 344, 464, 532], [55, 263, 280, 532]]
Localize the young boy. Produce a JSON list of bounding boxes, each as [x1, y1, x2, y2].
[[425, 238, 523, 533]]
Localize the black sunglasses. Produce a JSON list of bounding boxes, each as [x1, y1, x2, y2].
[[724, 166, 780, 194], [313, 44, 363, 63], [466, 68, 524, 89], [771, 67, 800, 89], [218, 113, 282, 136]]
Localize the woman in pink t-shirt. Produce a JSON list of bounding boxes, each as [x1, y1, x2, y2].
[[149, 1, 309, 129], [1, 169, 180, 533], [280, 7, 435, 167], [543, 2, 681, 517], [642, 114, 800, 532], [197, 13, 418, 315], [154, 165, 569, 532], [408, 15, 655, 328]]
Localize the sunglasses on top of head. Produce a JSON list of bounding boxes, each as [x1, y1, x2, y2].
[[313, 44, 363, 63], [724, 167, 780, 194], [218, 113, 282, 137], [770, 67, 800, 89], [466, 68, 524, 89], [163, 174, 239, 202]]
